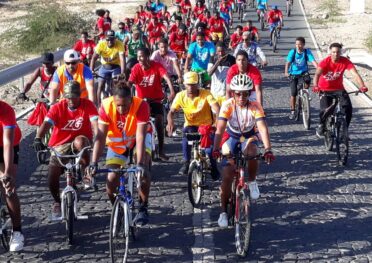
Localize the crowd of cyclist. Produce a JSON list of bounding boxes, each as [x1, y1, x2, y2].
[[0, 0, 368, 253]]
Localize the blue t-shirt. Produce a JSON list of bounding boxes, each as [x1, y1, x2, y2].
[[52, 64, 93, 84], [286, 48, 315, 75], [115, 31, 130, 42], [188, 41, 216, 70], [257, 0, 267, 10], [151, 2, 165, 13]]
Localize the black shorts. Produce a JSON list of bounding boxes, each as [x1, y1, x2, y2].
[[290, 72, 311, 97], [0, 145, 20, 165], [148, 102, 164, 116]]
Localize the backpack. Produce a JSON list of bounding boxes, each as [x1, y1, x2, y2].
[[290, 48, 308, 63]]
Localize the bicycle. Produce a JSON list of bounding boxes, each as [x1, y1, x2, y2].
[[289, 74, 311, 130], [321, 91, 359, 166], [223, 141, 263, 257], [270, 24, 280, 52], [96, 166, 142, 263], [286, 0, 293, 16], [185, 133, 212, 208], [0, 177, 12, 251], [93, 72, 125, 101], [237, 0, 248, 23], [258, 9, 266, 31], [38, 146, 93, 244]]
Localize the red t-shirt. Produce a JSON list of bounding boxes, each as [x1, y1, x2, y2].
[[147, 22, 166, 38], [208, 17, 225, 33], [197, 14, 209, 24], [129, 61, 167, 101], [157, 11, 171, 22], [193, 6, 205, 18], [226, 64, 262, 91], [96, 17, 111, 39], [46, 99, 98, 147], [99, 100, 150, 129], [191, 30, 211, 42], [181, 0, 192, 14], [230, 33, 242, 49], [168, 24, 179, 35], [169, 32, 188, 52], [243, 26, 258, 35], [0, 101, 22, 146], [267, 10, 283, 24], [318, 56, 355, 91], [73, 39, 96, 60]]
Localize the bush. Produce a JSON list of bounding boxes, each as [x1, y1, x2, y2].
[[15, 3, 94, 53], [365, 31, 372, 52], [317, 0, 340, 16]]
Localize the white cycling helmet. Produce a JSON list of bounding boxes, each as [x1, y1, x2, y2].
[[230, 74, 253, 92]]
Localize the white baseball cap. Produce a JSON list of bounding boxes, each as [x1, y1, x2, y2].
[[64, 49, 79, 63]]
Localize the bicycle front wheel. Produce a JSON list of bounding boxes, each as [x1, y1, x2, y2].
[[187, 164, 203, 207], [272, 30, 278, 52], [110, 198, 129, 263], [301, 92, 311, 130], [235, 189, 251, 257], [324, 117, 334, 151], [65, 191, 74, 244], [0, 198, 11, 251], [335, 118, 349, 165], [294, 95, 301, 121], [260, 17, 265, 31]]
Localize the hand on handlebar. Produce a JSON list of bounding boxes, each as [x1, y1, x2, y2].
[[212, 149, 221, 159], [312, 86, 320, 93], [86, 162, 98, 176], [263, 150, 275, 164], [33, 138, 46, 152], [359, 86, 368, 93]]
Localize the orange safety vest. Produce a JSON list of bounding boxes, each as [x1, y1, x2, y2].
[[102, 96, 143, 154], [56, 63, 88, 98]]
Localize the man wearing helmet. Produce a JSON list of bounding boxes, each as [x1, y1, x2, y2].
[[50, 49, 95, 104], [90, 30, 126, 106], [212, 74, 275, 228], [33, 81, 98, 220], [226, 50, 263, 105], [166, 72, 220, 177], [267, 5, 283, 46]]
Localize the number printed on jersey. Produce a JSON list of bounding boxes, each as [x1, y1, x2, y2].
[[62, 117, 84, 131], [324, 71, 342, 81], [140, 74, 155, 87]]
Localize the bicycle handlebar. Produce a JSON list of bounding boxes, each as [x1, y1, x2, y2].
[[37, 146, 91, 168]]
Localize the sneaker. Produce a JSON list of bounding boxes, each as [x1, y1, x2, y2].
[[289, 111, 295, 120], [178, 161, 190, 175], [52, 202, 61, 219], [134, 206, 149, 227], [218, 212, 228, 228], [248, 181, 260, 200], [9, 231, 24, 252], [316, 124, 325, 138]]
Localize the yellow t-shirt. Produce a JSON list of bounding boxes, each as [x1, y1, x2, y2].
[[95, 39, 125, 66], [171, 89, 217, 127]]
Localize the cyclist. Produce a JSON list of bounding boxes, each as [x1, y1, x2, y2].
[[169, 24, 189, 63], [190, 22, 212, 42], [233, 32, 268, 67], [33, 81, 98, 220], [128, 47, 175, 160], [208, 11, 229, 43], [219, 0, 233, 29], [185, 32, 216, 86], [229, 25, 243, 50], [284, 37, 318, 120], [166, 72, 220, 177], [73, 32, 96, 66], [124, 26, 151, 78], [226, 50, 263, 105], [208, 41, 236, 105], [267, 5, 283, 46], [0, 100, 25, 251], [90, 30, 126, 105], [312, 42, 368, 137], [243, 20, 260, 42], [150, 38, 183, 84], [146, 16, 167, 50], [195, 9, 211, 25], [152, 0, 166, 13], [168, 15, 182, 35], [192, 0, 206, 20], [50, 49, 95, 104], [95, 9, 112, 41], [256, 0, 268, 21], [115, 22, 129, 42], [18, 52, 56, 100], [88, 83, 152, 226], [212, 74, 274, 227]]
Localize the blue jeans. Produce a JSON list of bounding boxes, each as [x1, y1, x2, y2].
[[98, 64, 121, 83]]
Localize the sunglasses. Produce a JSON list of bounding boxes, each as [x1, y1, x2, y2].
[[65, 61, 77, 65], [106, 38, 115, 42], [234, 91, 249, 97]]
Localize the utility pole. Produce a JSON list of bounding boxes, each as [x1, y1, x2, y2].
[[350, 0, 365, 14]]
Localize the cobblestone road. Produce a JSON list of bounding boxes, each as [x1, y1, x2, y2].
[[2, 1, 372, 262]]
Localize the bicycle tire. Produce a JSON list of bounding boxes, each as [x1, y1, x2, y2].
[[235, 189, 251, 257], [324, 117, 334, 151], [335, 118, 349, 165], [301, 92, 311, 130], [294, 95, 301, 121], [66, 191, 74, 244], [272, 30, 277, 52], [260, 17, 265, 31], [227, 177, 237, 226], [187, 163, 203, 207], [239, 7, 243, 23], [110, 198, 129, 263], [0, 198, 11, 251], [286, 4, 291, 16]]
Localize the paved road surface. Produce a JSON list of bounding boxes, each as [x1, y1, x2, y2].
[[2, 1, 372, 262]]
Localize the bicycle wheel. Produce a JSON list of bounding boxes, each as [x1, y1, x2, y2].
[[0, 199, 11, 251], [335, 118, 349, 165], [235, 189, 251, 257], [239, 6, 243, 23], [260, 17, 265, 31], [286, 3, 291, 16], [227, 178, 237, 226], [187, 163, 203, 207], [272, 30, 277, 52], [294, 96, 301, 121], [301, 92, 311, 130], [65, 191, 74, 244], [110, 198, 129, 263], [324, 117, 334, 151]]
